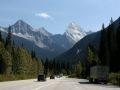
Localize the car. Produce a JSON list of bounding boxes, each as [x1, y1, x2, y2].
[[50, 75, 55, 79], [59, 74, 63, 77], [56, 75, 60, 78], [37, 74, 46, 81]]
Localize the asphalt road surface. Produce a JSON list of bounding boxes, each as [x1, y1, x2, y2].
[[0, 77, 119, 90]]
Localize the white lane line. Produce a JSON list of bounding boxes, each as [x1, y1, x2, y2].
[[32, 82, 56, 90], [72, 82, 80, 90], [75, 87, 79, 89], [73, 84, 79, 89]]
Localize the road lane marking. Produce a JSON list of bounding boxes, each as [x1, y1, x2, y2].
[[32, 82, 56, 90]]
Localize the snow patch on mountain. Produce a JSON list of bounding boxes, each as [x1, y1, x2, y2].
[[0, 27, 7, 33], [9, 20, 49, 48], [64, 22, 86, 42], [0, 20, 88, 50], [35, 27, 52, 37]]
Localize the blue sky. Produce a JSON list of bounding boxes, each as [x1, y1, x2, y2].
[[0, 0, 120, 34]]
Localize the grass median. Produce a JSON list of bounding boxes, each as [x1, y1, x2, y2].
[[0, 74, 36, 82]]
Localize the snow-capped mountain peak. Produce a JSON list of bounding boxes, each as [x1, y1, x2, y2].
[[11, 20, 33, 35], [0, 20, 88, 51], [64, 22, 86, 42], [9, 20, 51, 48], [16, 19, 26, 25], [68, 22, 80, 31], [0, 19, 91, 58]]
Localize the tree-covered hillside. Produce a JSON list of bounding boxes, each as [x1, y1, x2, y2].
[[0, 26, 44, 80], [87, 18, 120, 72]]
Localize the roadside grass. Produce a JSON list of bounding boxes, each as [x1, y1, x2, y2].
[[0, 74, 36, 82], [109, 72, 120, 86]]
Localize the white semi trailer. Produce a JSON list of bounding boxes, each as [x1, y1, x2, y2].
[[89, 65, 109, 84]]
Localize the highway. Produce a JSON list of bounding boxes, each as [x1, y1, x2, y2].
[[0, 77, 119, 90]]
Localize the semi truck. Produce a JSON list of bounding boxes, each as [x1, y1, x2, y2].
[[89, 65, 109, 84]]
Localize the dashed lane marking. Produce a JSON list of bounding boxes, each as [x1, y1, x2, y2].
[[32, 82, 56, 90]]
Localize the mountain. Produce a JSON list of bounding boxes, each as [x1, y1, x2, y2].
[[0, 20, 87, 59], [86, 30, 93, 35], [10, 20, 53, 48], [64, 22, 86, 44], [56, 32, 100, 64], [56, 17, 120, 64]]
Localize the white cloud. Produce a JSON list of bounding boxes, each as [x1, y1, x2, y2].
[[35, 12, 56, 23], [35, 12, 52, 19]]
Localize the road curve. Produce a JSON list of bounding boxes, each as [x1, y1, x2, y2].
[[0, 77, 119, 90]]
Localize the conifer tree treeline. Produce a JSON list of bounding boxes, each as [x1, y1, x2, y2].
[[0, 26, 43, 76], [87, 18, 120, 72], [43, 58, 71, 76], [99, 18, 120, 72]]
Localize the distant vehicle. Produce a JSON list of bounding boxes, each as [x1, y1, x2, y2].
[[59, 74, 63, 77], [37, 74, 46, 81], [56, 75, 60, 78], [50, 75, 55, 79], [89, 65, 109, 84]]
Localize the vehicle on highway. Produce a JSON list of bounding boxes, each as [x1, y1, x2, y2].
[[37, 74, 46, 81], [56, 75, 60, 78], [89, 65, 109, 84], [60, 74, 63, 77], [50, 75, 55, 79]]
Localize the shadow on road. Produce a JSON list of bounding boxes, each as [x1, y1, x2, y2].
[[78, 81, 120, 88], [33, 81, 38, 82], [79, 81, 109, 85], [33, 80, 46, 82], [78, 81, 91, 84]]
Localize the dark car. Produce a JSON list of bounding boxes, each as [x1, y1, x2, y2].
[[38, 74, 46, 81], [50, 75, 55, 79], [56, 75, 60, 78], [59, 74, 63, 77]]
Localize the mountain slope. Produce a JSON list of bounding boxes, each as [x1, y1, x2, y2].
[[10, 20, 53, 48], [56, 17, 120, 64], [56, 32, 100, 64]]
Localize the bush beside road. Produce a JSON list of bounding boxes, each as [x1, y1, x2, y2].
[[109, 72, 120, 86]]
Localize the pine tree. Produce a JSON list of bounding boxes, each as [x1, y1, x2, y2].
[[14, 47, 28, 74], [37, 58, 44, 75], [115, 21, 120, 71], [117, 21, 120, 52], [0, 31, 4, 42], [5, 26, 12, 47], [74, 63, 82, 78], [0, 48, 12, 74], [99, 24, 108, 65], [31, 49, 36, 58], [31, 58, 38, 75], [0, 30, 12, 74], [44, 58, 49, 76], [110, 17, 113, 25], [87, 44, 100, 67], [107, 18, 118, 72], [0, 51, 5, 74]]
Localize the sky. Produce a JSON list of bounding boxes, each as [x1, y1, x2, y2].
[[0, 0, 120, 34]]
